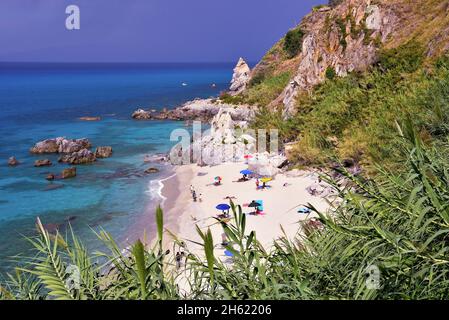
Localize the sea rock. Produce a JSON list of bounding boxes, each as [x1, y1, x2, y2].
[[61, 167, 76, 179], [229, 57, 251, 95], [34, 159, 52, 167], [132, 109, 153, 120], [59, 149, 96, 165], [95, 146, 113, 158], [57, 138, 91, 153], [79, 116, 101, 121], [30, 137, 91, 154], [142, 98, 257, 122], [8, 156, 19, 166], [144, 167, 159, 174], [30, 139, 59, 154], [144, 153, 168, 163], [247, 1, 400, 118]]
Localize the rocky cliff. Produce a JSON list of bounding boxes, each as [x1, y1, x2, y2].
[[241, 0, 449, 118]]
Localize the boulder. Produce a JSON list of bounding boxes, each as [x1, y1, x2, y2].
[[30, 137, 91, 154], [30, 139, 59, 154], [229, 57, 251, 95], [171, 108, 257, 166], [34, 159, 52, 167], [132, 109, 152, 120], [61, 167, 76, 179], [145, 167, 160, 174], [57, 138, 91, 153], [79, 116, 101, 121], [95, 146, 113, 158], [8, 156, 19, 166], [59, 149, 96, 164]]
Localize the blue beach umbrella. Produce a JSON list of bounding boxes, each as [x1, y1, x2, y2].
[[216, 204, 231, 211], [240, 169, 253, 175], [224, 250, 234, 257]]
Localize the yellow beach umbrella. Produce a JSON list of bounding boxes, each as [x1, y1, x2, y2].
[[260, 177, 272, 183]]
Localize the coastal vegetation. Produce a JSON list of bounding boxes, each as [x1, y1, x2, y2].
[[2, 127, 449, 299], [252, 41, 449, 173]]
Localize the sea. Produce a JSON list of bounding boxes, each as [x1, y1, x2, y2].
[[0, 62, 233, 275]]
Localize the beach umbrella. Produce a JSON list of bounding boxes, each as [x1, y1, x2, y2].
[[224, 250, 234, 257], [248, 200, 260, 208], [260, 177, 273, 183], [298, 206, 311, 214], [244, 154, 253, 164], [216, 204, 231, 211], [214, 176, 222, 181], [240, 169, 253, 175]]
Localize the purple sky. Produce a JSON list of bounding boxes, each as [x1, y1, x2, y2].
[[0, 0, 324, 63]]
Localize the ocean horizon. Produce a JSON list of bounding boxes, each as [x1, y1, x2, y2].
[[0, 62, 233, 274]]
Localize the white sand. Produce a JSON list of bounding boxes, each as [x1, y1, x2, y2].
[[162, 162, 330, 259]]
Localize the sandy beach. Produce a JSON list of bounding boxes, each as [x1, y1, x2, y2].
[[161, 162, 331, 259]]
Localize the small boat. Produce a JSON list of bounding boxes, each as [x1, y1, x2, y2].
[[182, 82, 188, 86]]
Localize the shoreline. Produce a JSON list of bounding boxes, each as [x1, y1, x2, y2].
[[157, 161, 331, 259]]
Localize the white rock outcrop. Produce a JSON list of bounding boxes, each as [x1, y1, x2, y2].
[[229, 58, 251, 95], [169, 108, 256, 166]]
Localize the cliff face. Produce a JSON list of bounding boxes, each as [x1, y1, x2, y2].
[[245, 0, 449, 118]]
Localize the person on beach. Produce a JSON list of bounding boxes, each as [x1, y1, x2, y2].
[[255, 178, 260, 189], [192, 190, 197, 202], [175, 252, 182, 269], [190, 185, 195, 195]]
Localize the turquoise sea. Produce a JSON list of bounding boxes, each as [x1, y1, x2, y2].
[[0, 62, 233, 274]]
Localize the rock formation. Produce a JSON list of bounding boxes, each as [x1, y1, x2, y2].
[[95, 146, 113, 158], [229, 57, 251, 95], [132, 99, 256, 123], [58, 149, 96, 165], [170, 108, 257, 166], [132, 109, 152, 120], [8, 157, 19, 166], [79, 116, 101, 121], [61, 167, 76, 179], [144, 167, 159, 174], [30, 137, 91, 154], [34, 159, 52, 167], [278, 1, 395, 118]]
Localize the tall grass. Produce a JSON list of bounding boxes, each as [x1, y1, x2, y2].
[[2, 125, 449, 299]]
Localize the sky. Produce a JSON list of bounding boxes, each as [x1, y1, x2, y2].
[[0, 0, 324, 63]]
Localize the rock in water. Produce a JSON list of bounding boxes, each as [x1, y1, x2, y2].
[[30, 139, 59, 154], [229, 57, 251, 95], [57, 138, 91, 153], [30, 137, 91, 154], [145, 167, 159, 174], [79, 116, 101, 121], [34, 159, 52, 167], [46, 173, 56, 181], [132, 109, 152, 120], [59, 149, 96, 164], [95, 146, 113, 158], [61, 167, 76, 179], [8, 156, 19, 166]]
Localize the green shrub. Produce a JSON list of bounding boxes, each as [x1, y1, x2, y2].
[[378, 41, 425, 73], [325, 66, 336, 80], [283, 28, 305, 58]]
